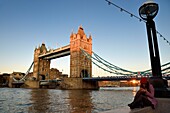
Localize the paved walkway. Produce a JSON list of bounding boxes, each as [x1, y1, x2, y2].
[[101, 98, 170, 113]]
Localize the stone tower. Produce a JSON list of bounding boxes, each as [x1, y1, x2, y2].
[[70, 26, 92, 78], [33, 43, 50, 80]]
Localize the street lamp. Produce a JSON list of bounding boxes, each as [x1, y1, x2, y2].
[[139, 1, 158, 20], [139, 1, 168, 97]]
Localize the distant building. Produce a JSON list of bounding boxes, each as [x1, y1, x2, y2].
[[36, 67, 68, 80], [49, 68, 68, 79], [0, 73, 10, 87], [49, 68, 61, 79], [11, 72, 25, 80]]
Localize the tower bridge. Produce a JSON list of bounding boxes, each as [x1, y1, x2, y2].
[[31, 26, 96, 89], [11, 26, 170, 89]]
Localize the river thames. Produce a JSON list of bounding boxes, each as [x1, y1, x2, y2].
[[0, 87, 139, 113]]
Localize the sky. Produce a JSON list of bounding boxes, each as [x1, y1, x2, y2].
[[0, 0, 170, 77]]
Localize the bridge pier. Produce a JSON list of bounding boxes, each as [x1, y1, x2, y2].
[[11, 82, 24, 88], [24, 80, 39, 88], [60, 78, 99, 90]]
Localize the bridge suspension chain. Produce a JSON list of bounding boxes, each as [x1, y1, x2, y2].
[[81, 48, 135, 76], [93, 51, 136, 74], [136, 62, 170, 75], [104, 0, 170, 76], [81, 48, 170, 76], [12, 62, 34, 82], [161, 62, 170, 76], [80, 49, 119, 74]]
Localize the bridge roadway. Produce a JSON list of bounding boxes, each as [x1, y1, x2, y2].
[[38, 45, 70, 60], [11, 76, 170, 87], [82, 76, 170, 81]]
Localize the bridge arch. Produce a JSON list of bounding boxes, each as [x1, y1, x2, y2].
[[81, 69, 89, 78], [39, 74, 46, 80]]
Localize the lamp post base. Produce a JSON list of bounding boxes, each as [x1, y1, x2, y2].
[[149, 77, 170, 98]]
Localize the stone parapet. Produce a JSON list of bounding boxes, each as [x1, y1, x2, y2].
[[101, 98, 170, 113]]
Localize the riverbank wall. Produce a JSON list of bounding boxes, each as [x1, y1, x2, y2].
[[102, 98, 170, 113]]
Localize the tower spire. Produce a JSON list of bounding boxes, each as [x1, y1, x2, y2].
[[77, 25, 85, 37]]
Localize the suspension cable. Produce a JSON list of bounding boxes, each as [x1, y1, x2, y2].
[[81, 48, 170, 76], [12, 62, 34, 82]]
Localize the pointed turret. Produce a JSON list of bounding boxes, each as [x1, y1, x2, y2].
[[40, 43, 47, 54], [77, 25, 85, 38]]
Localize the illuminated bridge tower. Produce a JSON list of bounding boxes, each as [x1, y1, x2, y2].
[[62, 26, 98, 89], [33, 43, 50, 80], [70, 26, 92, 78]]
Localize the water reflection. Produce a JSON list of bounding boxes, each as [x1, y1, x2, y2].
[[47, 90, 71, 112], [29, 89, 50, 113], [26, 87, 138, 112], [132, 87, 138, 97], [28, 89, 93, 113], [68, 90, 93, 113]]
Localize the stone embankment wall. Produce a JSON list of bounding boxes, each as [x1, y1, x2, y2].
[[60, 78, 99, 90], [102, 98, 170, 113]]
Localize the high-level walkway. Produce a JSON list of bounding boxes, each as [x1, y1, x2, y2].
[[38, 45, 70, 60]]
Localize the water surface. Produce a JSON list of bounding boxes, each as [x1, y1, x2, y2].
[[0, 87, 138, 113]]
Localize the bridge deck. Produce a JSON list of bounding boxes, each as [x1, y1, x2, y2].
[[12, 81, 24, 84], [82, 76, 140, 81], [82, 76, 170, 81], [38, 45, 70, 60]]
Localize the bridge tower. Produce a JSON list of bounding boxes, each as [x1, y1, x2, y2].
[[33, 43, 50, 80], [70, 26, 92, 78]]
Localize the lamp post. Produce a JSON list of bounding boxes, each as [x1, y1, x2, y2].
[[139, 1, 168, 97]]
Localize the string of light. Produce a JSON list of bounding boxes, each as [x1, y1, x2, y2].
[[105, 0, 170, 47]]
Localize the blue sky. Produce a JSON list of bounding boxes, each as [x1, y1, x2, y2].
[[0, 0, 169, 76]]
